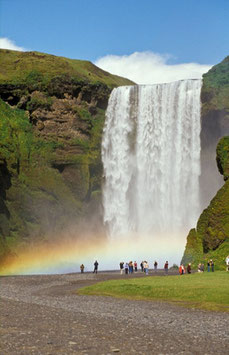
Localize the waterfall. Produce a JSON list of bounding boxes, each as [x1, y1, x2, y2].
[[102, 80, 202, 240]]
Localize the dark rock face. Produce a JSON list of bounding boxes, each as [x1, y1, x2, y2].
[[0, 160, 11, 237]]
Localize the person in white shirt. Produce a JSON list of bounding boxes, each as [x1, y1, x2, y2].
[[225, 255, 229, 271], [144, 261, 149, 275]]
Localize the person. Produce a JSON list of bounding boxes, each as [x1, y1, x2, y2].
[[120, 262, 124, 275], [144, 261, 149, 275], [134, 261, 138, 272], [198, 263, 204, 272], [80, 264, 84, 273], [93, 260, 99, 274], [187, 263, 191, 274], [164, 261, 169, 275], [226, 255, 229, 271], [154, 261, 158, 272], [129, 261, 133, 274], [140, 261, 144, 272], [125, 262, 129, 274], [179, 264, 185, 275], [210, 259, 214, 272], [207, 260, 210, 272]]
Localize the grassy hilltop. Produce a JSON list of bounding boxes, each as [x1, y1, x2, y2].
[[0, 49, 133, 88], [0, 49, 134, 265]]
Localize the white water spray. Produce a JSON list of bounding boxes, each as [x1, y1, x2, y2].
[[102, 80, 202, 244]]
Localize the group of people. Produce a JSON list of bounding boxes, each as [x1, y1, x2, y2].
[[179, 263, 191, 275], [119, 261, 139, 274], [119, 260, 169, 275], [80, 260, 99, 273], [79, 256, 229, 274], [197, 259, 215, 272]]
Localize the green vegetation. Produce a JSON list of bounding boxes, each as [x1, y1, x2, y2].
[[202, 56, 229, 115], [78, 272, 229, 312], [203, 56, 229, 88], [0, 49, 134, 265], [0, 100, 84, 257], [0, 99, 59, 170], [182, 136, 229, 269], [0, 49, 134, 89], [216, 136, 229, 179], [183, 56, 229, 269]]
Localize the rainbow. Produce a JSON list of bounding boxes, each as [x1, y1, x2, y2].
[[0, 232, 186, 275]]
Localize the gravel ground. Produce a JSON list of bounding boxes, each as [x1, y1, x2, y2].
[[0, 271, 228, 355]]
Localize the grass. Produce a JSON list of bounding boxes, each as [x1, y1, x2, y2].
[[0, 49, 134, 89], [78, 272, 229, 312]]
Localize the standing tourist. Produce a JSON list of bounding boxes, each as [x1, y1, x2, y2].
[[210, 259, 214, 272], [134, 261, 138, 272], [93, 260, 99, 274], [164, 261, 169, 275], [140, 261, 144, 272], [154, 261, 158, 272], [179, 264, 185, 275], [80, 264, 85, 273], [226, 255, 229, 271], [125, 262, 129, 274], [120, 262, 124, 274], [129, 261, 133, 274], [143, 261, 147, 273], [207, 260, 210, 272], [144, 261, 149, 275]]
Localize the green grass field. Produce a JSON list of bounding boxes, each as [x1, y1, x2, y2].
[[78, 272, 229, 312]]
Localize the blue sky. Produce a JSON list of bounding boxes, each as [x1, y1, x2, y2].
[[0, 0, 228, 84]]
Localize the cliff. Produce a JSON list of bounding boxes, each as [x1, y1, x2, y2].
[[182, 57, 229, 269], [0, 49, 134, 263], [200, 56, 229, 206], [182, 137, 229, 269]]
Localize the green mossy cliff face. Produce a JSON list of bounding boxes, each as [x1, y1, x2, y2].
[[0, 49, 134, 262], [182, 139, 229, 270], [200, 56, 229, 206], [183, 57, 229, 269]]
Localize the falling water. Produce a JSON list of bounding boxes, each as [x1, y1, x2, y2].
[[102, 80, 202, 240]]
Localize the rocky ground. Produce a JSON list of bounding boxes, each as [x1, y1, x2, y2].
[[0, 271, 228, 355]]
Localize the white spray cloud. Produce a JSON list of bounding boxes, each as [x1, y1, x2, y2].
[[0, 37, 26, 51], [95, 51, 212, 85]]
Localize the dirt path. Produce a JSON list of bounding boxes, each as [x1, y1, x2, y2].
[[1, 272, 228, 354]]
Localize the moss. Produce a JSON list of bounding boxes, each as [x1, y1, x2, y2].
[[183, 136, 229, 269], [26, 92, 53, 111], [201, 56, 229, 116], [216, 137, 229, 179], [0, 100, 86, 259], [0, 49, 135, 265], [0, 49, 134, 90]]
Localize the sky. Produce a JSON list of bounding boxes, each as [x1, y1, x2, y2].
[[0, 0, 228, 83]]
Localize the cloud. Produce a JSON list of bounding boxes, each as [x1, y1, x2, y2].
[[0, 37, 26, 51], [95, 51, 212, 85]]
